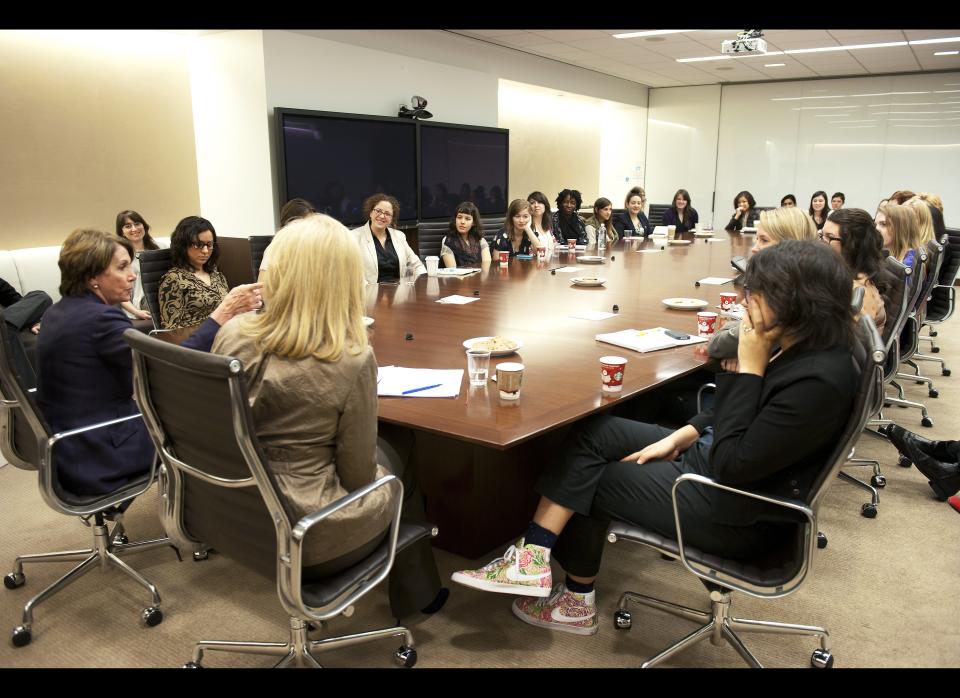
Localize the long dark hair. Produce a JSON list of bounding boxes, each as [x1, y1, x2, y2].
[[527, 191, 553, 233], [170, 215, 219, 273], [809, 191, 828, 220], [115, 210, 159, 250], [829, 208, 888, 298], [745, 240, 855, 352], [669, 189, 692, 219], [446, 201, 485, 254]]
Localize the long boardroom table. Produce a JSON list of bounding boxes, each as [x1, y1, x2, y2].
[[368, 232, 756, 558]]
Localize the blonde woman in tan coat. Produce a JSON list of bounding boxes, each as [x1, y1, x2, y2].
[[213, 214, 444, 618]]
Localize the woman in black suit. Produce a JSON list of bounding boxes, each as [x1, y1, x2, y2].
[[661, 188, 699, 234], [613, 186, 652, 238], [36, 229, 262, 495], [725, 190, 757, 232], [452, 241, 858, 636]]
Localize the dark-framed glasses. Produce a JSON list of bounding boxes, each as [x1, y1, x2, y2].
[[190, 241, 215, 251], [373, 207, 394, 220]]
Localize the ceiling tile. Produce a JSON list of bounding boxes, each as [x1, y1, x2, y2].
[[903, 29, 960, 40], [454, 29, 529, 39], [827, 30, 907, 42], [528, 30, 609, 42]]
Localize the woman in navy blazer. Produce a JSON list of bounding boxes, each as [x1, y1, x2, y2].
[[661, 188, 699, 234], [613, 186, 652, 238], [36, 229, 263, 496]]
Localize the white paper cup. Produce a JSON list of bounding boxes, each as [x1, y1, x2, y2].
[[425, 256, 439, 277]]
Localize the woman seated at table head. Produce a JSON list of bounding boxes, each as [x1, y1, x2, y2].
[[820, 208, 888, 338], [115, 209, 163, 323], [452, 240, 858, 636], [526, 191, 554, 243], [613, 186, 652, 238], [159, 216, 229, 331], [725, 190, 757, 232], [351, 193, 426, 284], [492, 199, 543, 258], [661, 188, 699, 233], [551, 189, 588, 246], [875, 203, 921, 268], [440, 201, 490, 268], [37, 229, 261, 495], [584, 198, 618, 247], [780, 194, 797, 208], [808, 190, 828, 231]]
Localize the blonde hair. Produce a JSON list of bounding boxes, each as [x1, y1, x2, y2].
[[759, 207, 817, 243], [239, 215, 367, 361], [905, 197, 935, 247], [915, 192, 944, 214], [880, 203, 919, 261]]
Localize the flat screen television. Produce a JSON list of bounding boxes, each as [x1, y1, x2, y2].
[[418, 124, 509, 221], [277, 109, 418, 228]]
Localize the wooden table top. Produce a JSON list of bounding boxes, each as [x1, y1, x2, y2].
[[368, 232, 756, 450]]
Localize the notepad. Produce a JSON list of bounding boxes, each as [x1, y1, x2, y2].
[[553, 266, 582, 273], [436, 295, 479, 305], [596, 328, 707, 354], [376, 366, 463, 398], [697, 276, 735, 285]]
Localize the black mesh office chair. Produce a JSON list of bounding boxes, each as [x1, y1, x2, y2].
[[139, 248, 174, 331], [916, 228, 960, 369], [0, 314, 169, 648], [125, 329, 432, 668], [249, 235, 274, 279], [903, 234, 952, 387], [647, 204, 669, 227], [415, 222, 448, 259], [606, 314, 885, 668]]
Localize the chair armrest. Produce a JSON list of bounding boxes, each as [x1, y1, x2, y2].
[[696, 383, 716, 413]]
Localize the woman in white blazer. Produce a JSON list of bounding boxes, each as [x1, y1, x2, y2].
[[351, 193, 426, 284]]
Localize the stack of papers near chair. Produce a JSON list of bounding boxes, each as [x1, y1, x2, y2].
[[377, 366, 463, 397], [596, 328, 707, 354]]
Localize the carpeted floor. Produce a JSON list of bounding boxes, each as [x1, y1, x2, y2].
[[1, 331, 958, 669]]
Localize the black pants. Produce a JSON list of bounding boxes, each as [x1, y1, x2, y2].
[[536, 414, 786, 578]]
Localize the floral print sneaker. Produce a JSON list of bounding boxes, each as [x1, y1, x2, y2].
[[512, 583, 599, 636], [451, 539, 553, 597]]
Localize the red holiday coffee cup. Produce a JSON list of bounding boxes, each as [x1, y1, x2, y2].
[[498, 250, 509, 265], [599, 356, 628, 393], [567, 239, 577, 251], [719, 292, 738, 311], [537, 245, 546, 260], [697, 311, 719, 337]]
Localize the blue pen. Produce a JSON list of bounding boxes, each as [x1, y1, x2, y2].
[[402, 383, 442, 395]]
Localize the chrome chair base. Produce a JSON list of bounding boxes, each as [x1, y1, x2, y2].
[[6, 514, 170, 644], [187, 616, 417, 668], [616, 588, 832, 669]]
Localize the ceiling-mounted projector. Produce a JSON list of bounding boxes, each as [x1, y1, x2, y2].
[[721, 29, 767, 55]]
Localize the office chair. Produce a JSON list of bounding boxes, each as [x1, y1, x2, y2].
[[138, 248, 174, 331], [0, 314, 169, 648], [915, 228, 960, 371], [125, 329, 432, 668], [249, 235, 274, 279], [902, 234, 952, 386], [607, 314, 885, 668]]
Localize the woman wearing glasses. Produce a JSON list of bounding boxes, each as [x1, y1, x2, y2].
[[158, 216, 230, 331], [351, 193, 425, 284], [115, 210, 164, 323]]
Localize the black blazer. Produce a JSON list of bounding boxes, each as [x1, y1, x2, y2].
[[725, 208, 756, 232], [613, 211, 652, 238], [687, 344, 856, 526], [36, 292, 220, 495], [661, 207, 699, 233]]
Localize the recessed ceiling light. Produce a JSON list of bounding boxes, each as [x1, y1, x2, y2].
[[765, 63, 786, 67], [612, 30, 691, 39], [934, 50, 960, 56]]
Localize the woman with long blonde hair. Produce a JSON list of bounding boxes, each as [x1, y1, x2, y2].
[[212, 214, 445, 617], [904, 197, 935, 248]]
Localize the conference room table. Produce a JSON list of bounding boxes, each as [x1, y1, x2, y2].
[[367, 232, 755, 558]]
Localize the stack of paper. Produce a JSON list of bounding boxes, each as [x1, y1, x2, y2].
[[377, 366, 463, 398], [596, 328, 707, 354], [436, 295, 479, 305]]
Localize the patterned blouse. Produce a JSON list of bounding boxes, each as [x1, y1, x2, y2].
[[158, 266, 229, 330]]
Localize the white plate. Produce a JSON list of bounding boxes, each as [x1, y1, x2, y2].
[[621, 236, 643, 241], [571, 277, 606, 287], [662, 297, 709, 310], [668, 239, 693, 246], [576, 255, 605, 263], [694, 231, 714, 237], [362, 316, 374, 327], [463, 336, 523, 357]]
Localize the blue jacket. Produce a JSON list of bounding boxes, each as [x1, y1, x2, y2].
[[36, 292, 219, 495], [613, 211, 652, 238]]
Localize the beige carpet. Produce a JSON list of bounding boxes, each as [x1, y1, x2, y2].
[[1, 332, 958, 668]]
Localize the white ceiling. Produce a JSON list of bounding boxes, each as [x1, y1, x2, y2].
[[449, 29, 960, 88]]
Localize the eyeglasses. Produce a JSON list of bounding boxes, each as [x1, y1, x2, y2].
[[373, 207, 394, 220], [190, 241, 215, 251], [818, 232, 842, 244]]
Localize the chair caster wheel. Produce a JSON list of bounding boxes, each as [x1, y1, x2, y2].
[[871, 475, 887, 488], [614, 609, 632, 630], [192, 551, 209, 561], [11, 625, 31, 648], [921, 417, 934, 428], [817, 532, 828, 549], [394, 645, 417, 668], [943, 369, 951, 377], [931, 347, 940, 353], [898, 455, 912, 468], [929, 389, 939, 398], [114, 534, 129, 545], [142, 607, 163, 627], [182, 661, 203, 669], [811, 649, 834, 668], [861, 503, 878, 518], [4, 572, 25, 590]]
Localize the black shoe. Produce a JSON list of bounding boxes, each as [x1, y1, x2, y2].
[[887, 425, 956, 462], [913, 453, 960, 501]]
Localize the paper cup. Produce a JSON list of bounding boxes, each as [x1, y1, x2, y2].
[[425, 255, 439, 277], [697, 311, 719, 337], [496, 362, 524, 400], [537, 245, 546, 260], [498, 250, 509, 266], [667, 225, 677, 240], [567, 239, 577, 251], [719, 292, 738, 311], [599, 356, 628, 393]]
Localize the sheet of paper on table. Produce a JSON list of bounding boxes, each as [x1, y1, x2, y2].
[[436, 295, 480, 304], [651, 226, 669, 237], [437, 268, 481, 277], [377, 366, 463, 398], [596, 327, 707, 354], [568, 310, 617, 321], [553, 266, 582, 273], [637, 249, 663, 254], [697, 276, 735, 285], [706, 238, 726, 243]]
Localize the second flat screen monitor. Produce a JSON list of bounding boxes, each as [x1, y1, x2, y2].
[[419, 126, 508, 220]]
